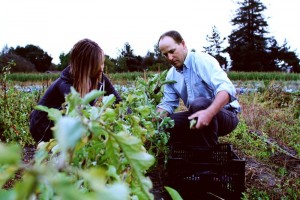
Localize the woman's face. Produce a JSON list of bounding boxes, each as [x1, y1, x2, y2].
[[97, 52, 105, 77]]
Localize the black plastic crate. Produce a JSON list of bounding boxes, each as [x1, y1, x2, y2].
[[165, 143, 245, 200]]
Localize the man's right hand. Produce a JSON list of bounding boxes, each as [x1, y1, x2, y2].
[[153, 108, 169, 122]]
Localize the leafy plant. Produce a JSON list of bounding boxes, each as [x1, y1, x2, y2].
[[0, 71, 175, 200], [0, 61, 36, 145]]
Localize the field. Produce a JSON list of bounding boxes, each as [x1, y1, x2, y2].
[[0, 71, 299, 199]]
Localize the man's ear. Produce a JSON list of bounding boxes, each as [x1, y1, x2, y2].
[[181, 40, 187, 48]]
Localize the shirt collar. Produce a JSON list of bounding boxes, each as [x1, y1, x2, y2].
[[175, 51, 191, 73], [183, 51, 191, 69], [176, 67, 184, 73]]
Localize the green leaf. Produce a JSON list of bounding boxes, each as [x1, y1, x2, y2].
[[81, 167, 129, 200], [113, 131, 155, 199], [0, 189, 16, 200], [102, 94, 116, 108], [129, 115, 141, 125], [97, 183, 129, 200], [82, 90, 105, 105], [15, 172, 37, 200], [50, 172, 96, 200], [135, 106, 151, 117], [101, 108, 117, 123], [89, 106, 101, 120], [53, 117, 86, 150], [132, 125, 147, 137], [165, 186, 183, 200], [35, 105, 62, 122], [105, 137, 120, 167], [0, 165, 19, 188], [0, 143, 21, 165], [161, 80, 177, 85], [190, 119, 197, 129]]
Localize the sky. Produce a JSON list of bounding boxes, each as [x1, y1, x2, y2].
[[1, 0, 299, 64]]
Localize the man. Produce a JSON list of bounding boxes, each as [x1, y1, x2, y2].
[[156, 30, 240, 146]]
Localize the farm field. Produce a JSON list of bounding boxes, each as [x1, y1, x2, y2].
[[0, 71, 299, 199]]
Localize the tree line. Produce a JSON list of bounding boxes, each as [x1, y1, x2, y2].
[[1, 0, 299, 73]]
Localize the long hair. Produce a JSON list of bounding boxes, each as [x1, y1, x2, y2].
[[69, 39, 104, 97], [158, 30, 184, 44]]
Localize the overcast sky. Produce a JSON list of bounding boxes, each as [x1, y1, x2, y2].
[[1, 0, 299, 64]]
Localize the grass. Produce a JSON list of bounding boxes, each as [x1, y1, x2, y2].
[[220, 83, 300, 199], [6, 71, 300, 82]]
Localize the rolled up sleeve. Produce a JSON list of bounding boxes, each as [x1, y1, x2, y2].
[[156, 83, 179, 115]]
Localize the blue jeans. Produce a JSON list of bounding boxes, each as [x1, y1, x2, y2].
[[167, 97, 239, 147]]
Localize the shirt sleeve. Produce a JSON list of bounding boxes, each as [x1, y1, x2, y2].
[[194, 53, 237, 103], [156, 77, 180, 115]]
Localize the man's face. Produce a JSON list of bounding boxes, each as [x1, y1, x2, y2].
[[159, 36, 187, 69]]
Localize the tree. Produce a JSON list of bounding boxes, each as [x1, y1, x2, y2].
[[227, 0, 300, 72], [203, 25, 228, 70], [57, 52, 70, 71], [269, 39, 300, 72], [151, 44, 170, 72], [116, 42, 143, 72], [104, 55, 117, 74], [0, 53, 36, 72], [226, 0, 272, 71], [11, 44, 52, 72], [1, 45, 10, 55], [142, 51, 155, 70]]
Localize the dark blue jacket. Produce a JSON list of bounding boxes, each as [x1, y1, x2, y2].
[[29, 66, 121, 143]]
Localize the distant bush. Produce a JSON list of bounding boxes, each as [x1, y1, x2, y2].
[[0, 53, 36, 73]]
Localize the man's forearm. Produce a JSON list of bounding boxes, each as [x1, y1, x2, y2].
[[206, 91, 230, 116]]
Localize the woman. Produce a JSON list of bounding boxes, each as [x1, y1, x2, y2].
[[30, 38, 121, 143]]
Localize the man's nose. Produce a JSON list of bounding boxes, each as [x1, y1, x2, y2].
[[167, 54, 173, 61]]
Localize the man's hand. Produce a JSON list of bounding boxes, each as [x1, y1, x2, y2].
[[153, 108, 169, 122], [188, 109, 214, 129], [188, 91, 230, 129], [156, 108, 169, 118]]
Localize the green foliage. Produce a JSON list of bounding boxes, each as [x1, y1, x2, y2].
[[242, 189, 270, 200], [228, 71, 300, 81], [1, 68, 299, 199], [6, 71, 300, 83], [221, 119, 272, 160], [0, 143, 21, 189], [0, 70, 174, 199], [222, 83, 300, 199], [104, 55, 117, 73], [57, 52, 70, 71], [0, 61, 36, 145], [6, 73, 60, 82], [165, 186, 183, 200], [0, 87, 37, 145]]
